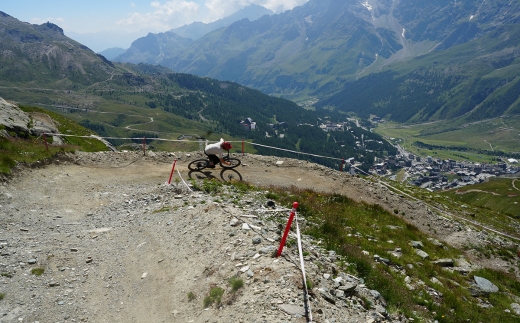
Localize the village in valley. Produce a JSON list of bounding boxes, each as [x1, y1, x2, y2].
[[315, 117, 520, 191], [239, 115, 519, 192], [376, 153, 519, 191]]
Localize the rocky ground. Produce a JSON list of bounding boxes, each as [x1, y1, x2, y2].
[[0, 150, 519, 323]]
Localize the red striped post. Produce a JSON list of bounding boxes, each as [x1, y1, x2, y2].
[[242, 139, 245, 155], [43, 134, 49, 152], [340, 157, 345, 171], [167, 159, 177, 185], [276, 202, 299, 257]]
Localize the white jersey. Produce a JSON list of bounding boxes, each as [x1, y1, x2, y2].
[[204, 138, 224, 158]]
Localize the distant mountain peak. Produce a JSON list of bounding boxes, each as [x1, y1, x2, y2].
[[171, 4, 273, 40], [41, 22, 64, 34]]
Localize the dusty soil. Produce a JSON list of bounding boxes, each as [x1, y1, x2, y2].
[[0, 150, 518, 322]]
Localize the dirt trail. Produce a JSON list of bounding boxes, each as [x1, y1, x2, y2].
[[1, 150, 519, 323]]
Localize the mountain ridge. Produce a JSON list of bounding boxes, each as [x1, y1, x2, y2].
[[113, 0, 520, 124]]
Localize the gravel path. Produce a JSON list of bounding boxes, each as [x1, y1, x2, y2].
[[0, 150, 517, 322]]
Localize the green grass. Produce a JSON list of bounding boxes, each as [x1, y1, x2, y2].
[[31, 268, 45, 276], [266, 185, 520, 323], [374, 116, 520, 163], [383, 178, 520, 239], [0, 292, 4, 300], [203, 286, 225, 308], [0, 104, 109, 174], [228, 276, 244, 292], [440, 178, 520, 231], [188, 291, 196, 302]]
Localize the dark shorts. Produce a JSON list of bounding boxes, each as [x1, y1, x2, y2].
[[206, 153, 220, 165]]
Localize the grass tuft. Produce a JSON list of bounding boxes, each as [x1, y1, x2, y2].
[[31, 268, 45, 276], [228, 276, 244, 292], [203, 286, 225, 308]]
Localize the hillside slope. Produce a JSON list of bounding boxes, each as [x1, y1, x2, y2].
[[1, 151, 520, 322], [0, 12, 114, 89], [115, 0, 520, 123]]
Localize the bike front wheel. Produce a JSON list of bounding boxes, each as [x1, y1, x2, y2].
[[221, 158, 241, 169], [188, 159, 209, 171]]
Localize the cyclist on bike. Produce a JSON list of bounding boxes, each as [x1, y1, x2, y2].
[[204, 138, 232, 168]]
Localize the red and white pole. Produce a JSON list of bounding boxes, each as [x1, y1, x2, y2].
[[166, 159, 177, 185], [340, 157, 345, 172], [276, 202, 299, 257], [43, 134, 49, 152], [242, 139, 245, 156]]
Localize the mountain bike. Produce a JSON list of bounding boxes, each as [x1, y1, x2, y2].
[[188, 151, 241, 171]]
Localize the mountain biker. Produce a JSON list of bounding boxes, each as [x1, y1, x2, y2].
[[204, 138, 232, 168]]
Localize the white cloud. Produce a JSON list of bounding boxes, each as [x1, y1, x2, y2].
[[117, 0, 308, 31], [204, 0, 308, 21], [118, 0, 201, 31], [256, 0, 308, 12]]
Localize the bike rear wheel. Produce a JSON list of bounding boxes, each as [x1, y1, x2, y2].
[[221, 157, 241, 169], [188, 159, 209, 171]]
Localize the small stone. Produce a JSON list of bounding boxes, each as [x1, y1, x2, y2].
[[49, 282, 60, 287], [252, 237, 262, 245], [410, 241, 424, 249], [28, 259, 37, 265], [240, 266, 250, 273], [259, 246, 276, 254], [70, 248, 78, 252], [247, 270, 254, 277], [141, 272, 148, 279], [510, 303, 520, 315], [430, 277, 443, 286], [278, 304, 305, 316], [242, 223, 251, 231], [230, 218, 240, 226], [432, 258, 454, 267], [474, 276, 499, 293], [338, 282, 357, 293], [415, 249, 429, 260]]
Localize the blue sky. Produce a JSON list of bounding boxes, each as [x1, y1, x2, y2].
[[2, 1, 308, 51]]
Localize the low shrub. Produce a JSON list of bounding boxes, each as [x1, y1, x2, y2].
[[228, 276, 244, 292], [203, 286, 224, 308]]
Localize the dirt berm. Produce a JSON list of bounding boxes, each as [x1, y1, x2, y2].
[[0, 150, 513, 322]]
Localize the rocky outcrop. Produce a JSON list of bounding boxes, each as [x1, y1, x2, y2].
[[0, 97, 30, 136], [0, 97, 60, 138]]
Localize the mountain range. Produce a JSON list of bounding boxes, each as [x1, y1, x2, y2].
[[113, 0, 520, 124], [0, 11, 114, 89], [114, 4, 273, 65], [0, 9, 396, 169], [2, 0, 520, 127]]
